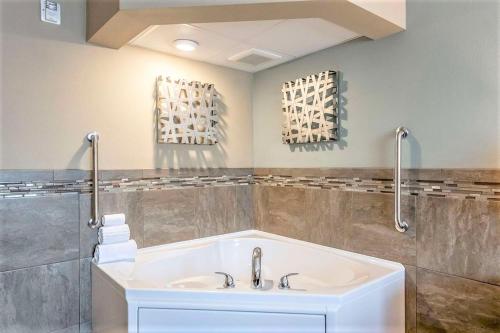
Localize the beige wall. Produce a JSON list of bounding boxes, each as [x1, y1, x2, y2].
[[0, 0, 253, 170], [252, 0, 500, 168]]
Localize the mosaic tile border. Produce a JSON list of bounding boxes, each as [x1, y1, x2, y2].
[[0, 172, 254, 199], [254, 174, 500, 201], [0, 168, 499, 200]]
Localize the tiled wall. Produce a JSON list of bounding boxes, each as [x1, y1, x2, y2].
[[0, 169, 253, 333], [253, 168, 500, 333], [1, 168, 498, 332]]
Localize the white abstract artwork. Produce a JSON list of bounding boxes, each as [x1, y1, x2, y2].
[[281, 70, 338, 144], [156, 76, 218, 145]]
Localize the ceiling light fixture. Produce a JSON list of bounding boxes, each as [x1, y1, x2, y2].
[[173, 39, 199, 52]]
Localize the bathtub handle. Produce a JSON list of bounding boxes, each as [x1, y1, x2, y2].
[[215, 272, 235, 288], [278, 273, 299, 289]]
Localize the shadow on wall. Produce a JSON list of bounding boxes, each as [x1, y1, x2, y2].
[[68, 136, 92, 169], [407, 135, 422, 169], [153, 90, 227, 168], [288, 71, 348, 153]]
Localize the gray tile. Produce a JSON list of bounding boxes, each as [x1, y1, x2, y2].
[[101, 191, 144, 248], [227, 168, 254, 177], [416, 268, 500, 333], [0, 194, 79, 272], [142, 169, 173, 178], [405, 265, 417, 333], [254, 185, 307, 241], [195, 186, 237, 237], [79, 322, 92, 333], [417, 196, 500, 285], [79, 258, 92, 325], [343, 192, 416, 265], [50, 324, 80, 333], [0, 169, 53, 182], [143, 189, 197, 246], [79, 194, 96, 259], [79, 191, 144, 258], [100, 169, 143, 181], [254, 168, 394, 179], [0, 260, 79, 333], [404, 169, 443, 182], [235, 185, 254, 231], [143, 168, 254, 178], [54, 169, 91, 182]]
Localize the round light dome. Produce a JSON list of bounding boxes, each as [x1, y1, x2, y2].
[[173, 39, 199, 52]]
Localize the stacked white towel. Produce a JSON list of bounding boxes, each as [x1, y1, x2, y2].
[[94, 240, 137, 264], [98, 224, 130, 245], [93, 213, 137, 264], [101, 213, 126, 226]]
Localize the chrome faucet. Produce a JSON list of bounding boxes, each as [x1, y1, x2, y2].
[[251, 247, 262, 289]]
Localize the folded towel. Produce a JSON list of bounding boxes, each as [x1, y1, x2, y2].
[[101, 213, 125, 227], [93, 240, 137, 264], [98, 224, 130, 245]]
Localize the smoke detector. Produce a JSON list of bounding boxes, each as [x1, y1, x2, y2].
[[228, 48, 282, 66]]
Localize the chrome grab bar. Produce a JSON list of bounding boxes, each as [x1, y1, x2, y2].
[[87, 132, 101, 229], [394, 127, 409, 233]]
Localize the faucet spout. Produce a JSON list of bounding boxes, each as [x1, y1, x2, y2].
[[251, 247, 262, 289]]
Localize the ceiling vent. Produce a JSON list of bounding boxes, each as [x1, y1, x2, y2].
[[228, 48, 282, 66]]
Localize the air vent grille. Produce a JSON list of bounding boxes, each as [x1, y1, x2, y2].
[[228, 48, 282, 67]]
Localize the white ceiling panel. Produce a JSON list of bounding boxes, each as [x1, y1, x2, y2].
[[130, 24, 245, 62], [248, 18, 360, 57], [192, 20, 283, 42], [130, 18, 360, 72]]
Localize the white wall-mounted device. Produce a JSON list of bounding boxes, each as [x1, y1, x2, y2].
[[40, 0, 61, 25]]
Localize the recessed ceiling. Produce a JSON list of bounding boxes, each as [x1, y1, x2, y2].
[[129, 19, 360, 72]]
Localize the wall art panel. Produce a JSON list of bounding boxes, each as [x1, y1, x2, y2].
[[156, 76, 218, 145], [281, 70, 338, 144]]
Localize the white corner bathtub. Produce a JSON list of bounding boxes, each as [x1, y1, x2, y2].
[[92, 230, 405, 333]]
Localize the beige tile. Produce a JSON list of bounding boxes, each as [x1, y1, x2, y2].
[[254, 185, 307, 240], [195, 186, 237, 237], [304, 189, 352, 247], [405, 265, 417, 333], [344, 192, 416, 265], [441, 169, 500, 183], [304, 188, 333, 246], [235, 185, 254, 231], [416, 268, 500, 333], [417, 196, 500, 285], [253, 184, 267, 230], [143, 189, 197, 246]]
